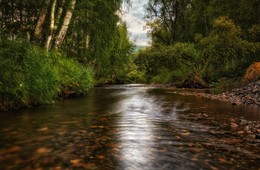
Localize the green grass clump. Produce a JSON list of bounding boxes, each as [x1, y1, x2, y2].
[[0, 39, 93, 110], [55, 54, 93, 95]]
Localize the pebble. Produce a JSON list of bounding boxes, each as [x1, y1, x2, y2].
[[231, 123, 238, 129], [225, 80, 260, 107], [244, 126, 250, 132], [239, 119, 248, 126]]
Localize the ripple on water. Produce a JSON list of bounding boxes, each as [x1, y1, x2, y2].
[[0, 85, 259, 170]]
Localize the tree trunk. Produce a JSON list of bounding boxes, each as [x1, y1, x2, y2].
[[55, 0, 65, 30], [86, 34, 90, 49], [45, 0, 57, 50], [53, 0, 76, 50], [34, 0, 50, 41]]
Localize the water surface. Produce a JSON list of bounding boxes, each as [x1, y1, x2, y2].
[[0, 85, 260, 170]]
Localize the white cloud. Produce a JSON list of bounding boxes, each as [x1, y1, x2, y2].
[[122, 0, 150, 46]]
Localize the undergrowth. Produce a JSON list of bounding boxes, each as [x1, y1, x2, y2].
[[0, 39, 93, 110]]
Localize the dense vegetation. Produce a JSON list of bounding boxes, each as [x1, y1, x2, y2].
[[0, 39, 93, 110], [135, 0, 260, 87], [0, 0, 133, 110]]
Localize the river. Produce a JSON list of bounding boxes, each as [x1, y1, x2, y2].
[[0, 85, 260, 170]]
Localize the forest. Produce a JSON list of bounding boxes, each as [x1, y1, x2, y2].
[[135, 0, 260, 87], [0, 0, 133, 110], [1, 0, 260, 110]]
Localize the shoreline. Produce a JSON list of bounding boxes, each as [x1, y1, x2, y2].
[[174, 81, 260, 108]]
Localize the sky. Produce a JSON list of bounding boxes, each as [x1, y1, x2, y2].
[[122, 0, 150, 46]]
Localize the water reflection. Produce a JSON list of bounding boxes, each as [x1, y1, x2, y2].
[[116, 89, 155, 169], [114, 88, 192, 169]]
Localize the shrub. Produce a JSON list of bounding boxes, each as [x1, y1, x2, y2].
[[248, 24, 260, 42], [55, 55, 93, 95], [126, 69, 146, 83], [24, 47, 60, 105], [135, 43, 205, 85], [196, 16, 251, 81], [0, 39, 93, 110], [243, 62, 260, 82], [150, 69, 175, 84], [0, 40, 32, 108]]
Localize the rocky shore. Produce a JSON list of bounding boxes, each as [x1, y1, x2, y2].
[[176, 80, 260, 144], [178, 80, 260, 107]]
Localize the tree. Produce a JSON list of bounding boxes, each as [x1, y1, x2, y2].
[[145, 0, 192, 45], [52, 0, 76, 50], [196, 16, 250, 80]]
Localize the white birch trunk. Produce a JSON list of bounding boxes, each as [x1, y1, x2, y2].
[[45, 0, 57, 50], [53, 0, 76, 50], [34, 1, 50, 39], [55, 0, 65, 29], [86, 34, 90, 49]]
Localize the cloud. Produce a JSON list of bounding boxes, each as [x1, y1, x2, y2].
[[130, 32, 150, 46], [122, 0, 150, 46]]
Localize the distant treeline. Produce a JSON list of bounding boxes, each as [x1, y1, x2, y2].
[[134, 0, 260, 87]]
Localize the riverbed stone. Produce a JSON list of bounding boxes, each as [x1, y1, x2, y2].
[[231, 123, 239, 129], [239, 119, 248, 126]]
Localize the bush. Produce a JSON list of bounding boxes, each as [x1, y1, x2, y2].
[[135, 43, 205, 85], [150, 69, 175, 84], [0, 39, 93, 110], [24, 47, 60, 105], [243, 62, 260, 82], [196, 16, 251, 81], [54, 54, 93, 95]]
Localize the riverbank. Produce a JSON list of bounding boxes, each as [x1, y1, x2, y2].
[[176, 80, 260, 107], [173, 80, 260, 144], [0, 40, 93, 111]]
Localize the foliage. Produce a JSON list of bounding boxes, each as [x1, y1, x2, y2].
[[53, 53, 93, 96], [135, 42, 205, 85], [243, 62, 260, 82], [0, 39, 93, 110], [0, 0, 134, 85], [145, 0, 260, 43], [125, 68, 146, 83], [196, 16, 253, 81], [248, 24, 260, 42], [145, 0, 192, 44], [136, 15, 260, 86], [150, 69, 175, 84], [210, 77, 241, 91]]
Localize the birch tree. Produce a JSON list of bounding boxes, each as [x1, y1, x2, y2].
[[52, 0, 76, 50], [34, 0, 50, 41], [45, 0, 57, 50]]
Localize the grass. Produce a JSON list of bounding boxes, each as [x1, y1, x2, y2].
[[0, 39, 93, 110]]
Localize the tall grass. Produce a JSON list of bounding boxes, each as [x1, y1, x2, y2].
[[0, 39, 93, 110]]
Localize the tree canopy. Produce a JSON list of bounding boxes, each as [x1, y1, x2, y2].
[[0, 0, 134, 83]]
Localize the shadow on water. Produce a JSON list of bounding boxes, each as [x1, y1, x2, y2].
[[0, 84, 260, 170]]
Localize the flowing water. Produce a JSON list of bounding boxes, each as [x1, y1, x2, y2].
[[0, 85, 260, 170]]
